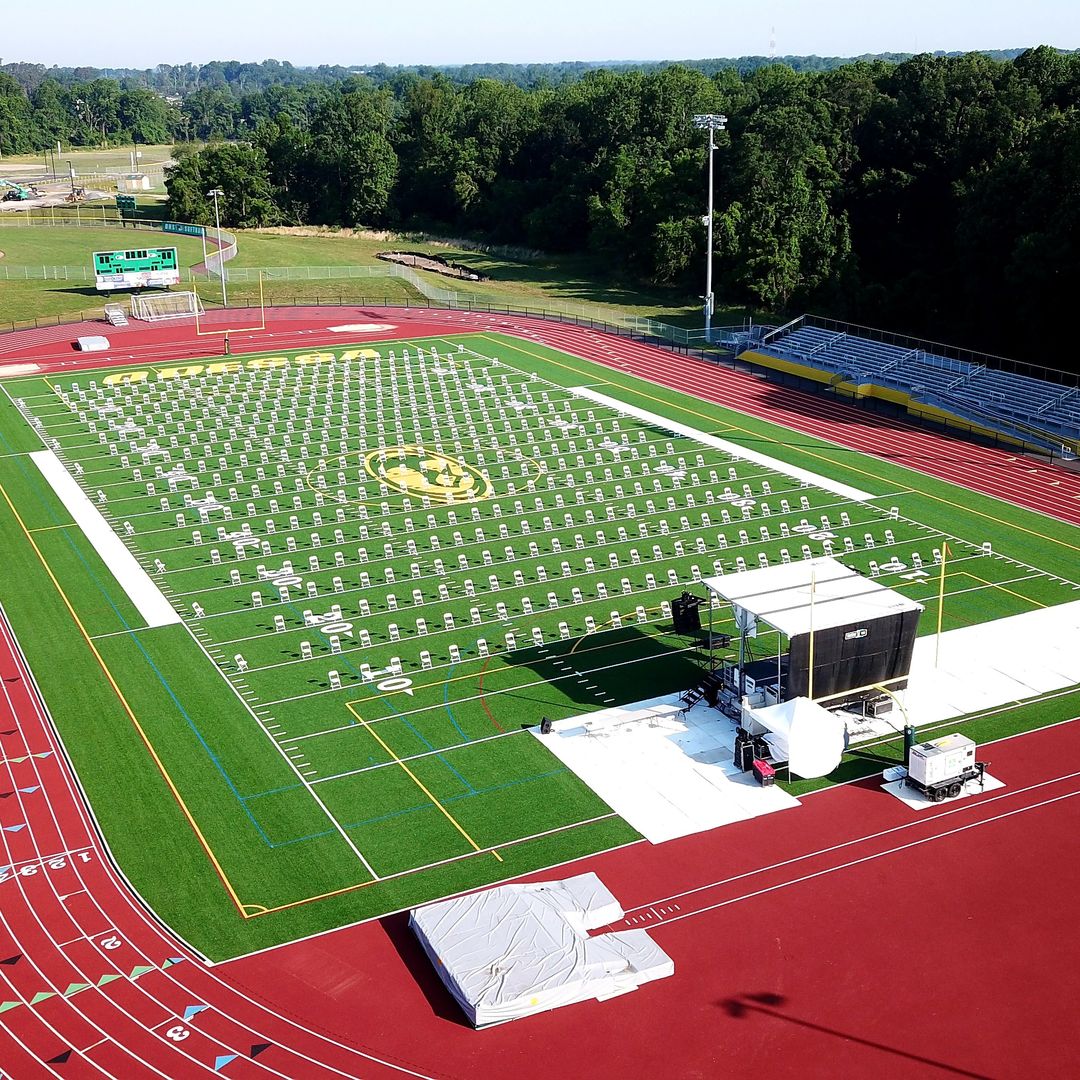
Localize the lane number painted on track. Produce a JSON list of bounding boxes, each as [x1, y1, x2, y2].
[[0, 850, 92, 884]]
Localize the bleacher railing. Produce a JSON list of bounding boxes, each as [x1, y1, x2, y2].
[[798, 313, 1079, 390]]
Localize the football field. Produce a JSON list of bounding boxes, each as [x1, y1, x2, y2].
[[0, 330, 1077, 960]]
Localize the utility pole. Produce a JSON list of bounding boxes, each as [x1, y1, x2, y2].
[[206, 187, 227, 308], [692, 114, 728, 344]]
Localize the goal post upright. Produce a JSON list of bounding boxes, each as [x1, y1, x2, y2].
[[193, 271, 266, 337]]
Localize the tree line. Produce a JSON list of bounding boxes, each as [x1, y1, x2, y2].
[[2, 49, 1047, 98], [159, 49, 1080, 363], [2, 47, 1067, 146]]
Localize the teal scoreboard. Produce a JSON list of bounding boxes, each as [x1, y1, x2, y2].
[[92, 247, 181, 291]]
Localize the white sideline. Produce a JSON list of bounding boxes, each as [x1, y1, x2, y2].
[[569, 386, 875, 503], [30, 450, 181, 630]]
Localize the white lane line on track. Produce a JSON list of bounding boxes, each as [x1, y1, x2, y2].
[[621, 767, 1080, 919], [0, 607, 441, 1080], [644, 786, 1080, 930]]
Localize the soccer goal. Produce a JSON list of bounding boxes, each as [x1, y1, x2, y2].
[[130, 290, 204, 322]]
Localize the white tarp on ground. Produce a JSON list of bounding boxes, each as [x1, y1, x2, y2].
[[410, 873, 673, 1027], [31, 450, 181, 629], [533, 695, 799, 843], [905, 599, 1080, 722], [840, 598, 1080, 742]]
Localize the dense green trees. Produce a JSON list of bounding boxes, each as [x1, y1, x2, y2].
[[165, 143, 279, 228], [153, 47, 1080, 361]]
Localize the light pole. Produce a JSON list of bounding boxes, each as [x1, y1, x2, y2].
[[206, 187, 227, 308], [692, 113, 727, 344]]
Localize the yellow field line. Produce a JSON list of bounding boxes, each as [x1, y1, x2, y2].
[[482, 334, 1080, 556], [344, 701, 502, 863], [957, 569, 1048, 609], [0, 482, 250, 916], [28, 522, 77, 533]]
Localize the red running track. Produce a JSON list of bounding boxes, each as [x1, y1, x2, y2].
[[1, 308, 1079, 1077]]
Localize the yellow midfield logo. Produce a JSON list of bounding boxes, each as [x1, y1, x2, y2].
[[364, 446, 493, 503]]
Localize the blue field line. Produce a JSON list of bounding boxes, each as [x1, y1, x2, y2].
[[60, 534, 276, 848], [0, 430, 275, 847], [269, 766, 570, 849], [442, 664, 472, 743]]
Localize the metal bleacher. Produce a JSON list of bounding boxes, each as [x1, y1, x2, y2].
[[748, 316, 1080, 457]]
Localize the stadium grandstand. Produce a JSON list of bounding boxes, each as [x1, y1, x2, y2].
[[740, 315, 1080, 457]]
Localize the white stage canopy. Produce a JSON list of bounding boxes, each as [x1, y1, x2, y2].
[[702, 556, 923, 639], [745, 696, 847, 778]]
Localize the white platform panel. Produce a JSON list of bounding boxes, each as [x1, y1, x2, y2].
[[532, 694, 798, 844], [31, 449, 181, 630], [903, 599, 1080, 726], [569, 386, 874, 503]]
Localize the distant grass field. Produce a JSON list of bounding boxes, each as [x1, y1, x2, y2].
[[0, 145, 175, 171], [0, 228, 209, 324], [228, 229, 715, 325], [0, 220, 725, 332], [0, 330, 1077, 960], [0, 227, 205, 267]]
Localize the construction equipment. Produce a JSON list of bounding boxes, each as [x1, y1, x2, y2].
[[66, 187, 87, 203], [1, 180, 37, 201]]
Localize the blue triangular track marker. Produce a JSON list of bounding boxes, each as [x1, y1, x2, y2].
[[214, 1054, 238, 1071], [183, 1004, 209, 1021]]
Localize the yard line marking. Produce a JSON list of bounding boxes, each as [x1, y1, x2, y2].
[[307, 728, 525, 783], [344, 701, 502, 864], [958, 568, 1049, 609], [273, 640, 698, 730], [245, 810, 620, 918], [172, 600, 381, 881]]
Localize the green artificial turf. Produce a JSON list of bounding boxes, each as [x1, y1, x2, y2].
[[0, 331, 1076, 960]]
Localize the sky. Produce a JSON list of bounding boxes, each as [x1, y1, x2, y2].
[[4, 0, 1079, 68]]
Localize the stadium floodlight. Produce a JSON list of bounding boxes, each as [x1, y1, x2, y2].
[[206, 187, 227, 309], [692, 114, 728, 344]]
